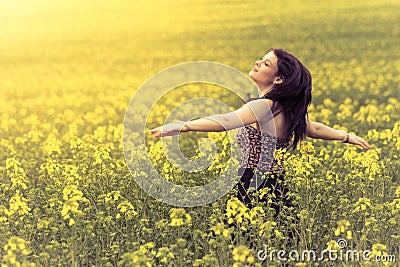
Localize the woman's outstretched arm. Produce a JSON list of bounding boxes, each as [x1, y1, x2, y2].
[[150, 99, 274, 137], [306, 119, 371, 150]]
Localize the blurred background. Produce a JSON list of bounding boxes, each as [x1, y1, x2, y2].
[[0, 0, 399, 265], [1, 0, 399, 101]]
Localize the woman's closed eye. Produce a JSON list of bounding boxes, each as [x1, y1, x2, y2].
[[260, 58, 269, 66]]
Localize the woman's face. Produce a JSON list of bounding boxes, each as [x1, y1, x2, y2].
[[249, 51, 280, 88]]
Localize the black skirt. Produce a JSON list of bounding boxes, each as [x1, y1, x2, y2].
[[237, 168, 292, 216]]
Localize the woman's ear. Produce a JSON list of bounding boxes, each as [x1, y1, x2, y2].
[[273, 76, 283, 85]]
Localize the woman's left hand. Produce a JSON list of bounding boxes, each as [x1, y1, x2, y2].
[[150, 121, 186, 137], [347, 134, 372, 150]]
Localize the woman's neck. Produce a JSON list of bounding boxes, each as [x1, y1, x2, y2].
[[258, 85, 274, 97]]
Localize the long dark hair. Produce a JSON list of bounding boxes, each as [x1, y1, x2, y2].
[[263, 48, 312, 150]]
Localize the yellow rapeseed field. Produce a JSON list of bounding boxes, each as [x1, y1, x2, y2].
[[0, 0, 399, 266]]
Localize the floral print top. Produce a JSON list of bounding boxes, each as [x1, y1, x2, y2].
[[236, 125, 291, 172]]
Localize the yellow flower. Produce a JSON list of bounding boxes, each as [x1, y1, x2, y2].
[[139, 242, 155, 254], [93, 145, 111, 165], [210, 222, 225, 235], [169, 208, 192, 227], [6, 158, 28, 191], [226, 197, 249, 224], [232, 245, 251, 263], [334, 219, 351, 236], [117, 200, 138, 219], [299, 141, 315, 153], [155, 247, 174, 263], [353, 197, 372, 213], [258, 188, 270, 199], [42, 133, 62, 155], [326, 240, 340, 251], [247, 256, 255, 263], [9, 193, 31, 217], [170, 218, 184, 227], [259, 221, 277, 238], [346, 230, 353, 240], [395, 186, 400, 197], [369, 243, 390, 264], [274, 229, 284, 239], [2, 236, 33, 266], [248, 206, 264, 225], [61, 184, 88, 223], [222, 229, 231, 238]]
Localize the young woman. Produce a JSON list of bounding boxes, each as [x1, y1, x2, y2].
[[150, 48, 371, 213]]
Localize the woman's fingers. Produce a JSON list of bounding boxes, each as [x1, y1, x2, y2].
[[149, 123, 185, 137], [149, 127, 161, 137], [362, 139, 372, 150], [149, 127, 158, 133], [348, 134, 372, 150], [357, 136, 372, 150], [150, 126, 168, 137]]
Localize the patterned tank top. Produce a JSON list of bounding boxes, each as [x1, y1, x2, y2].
[[236, 125, 291, 172]]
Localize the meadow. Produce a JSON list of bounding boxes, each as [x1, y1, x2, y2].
[[0, 0, 399, 266]]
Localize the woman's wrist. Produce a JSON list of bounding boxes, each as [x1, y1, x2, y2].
[[181, 121, 190, 132], [339, 130, 349, 143]]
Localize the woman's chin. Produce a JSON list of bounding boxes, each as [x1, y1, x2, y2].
[[249, 71, 256, 80]]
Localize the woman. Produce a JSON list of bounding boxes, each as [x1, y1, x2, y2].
[[150, 48, 371, 213]]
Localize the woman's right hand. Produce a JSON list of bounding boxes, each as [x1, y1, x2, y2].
[[150, 121, 187, 138]]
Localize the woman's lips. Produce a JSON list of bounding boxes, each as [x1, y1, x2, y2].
[[252, 67, 258, 72]]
